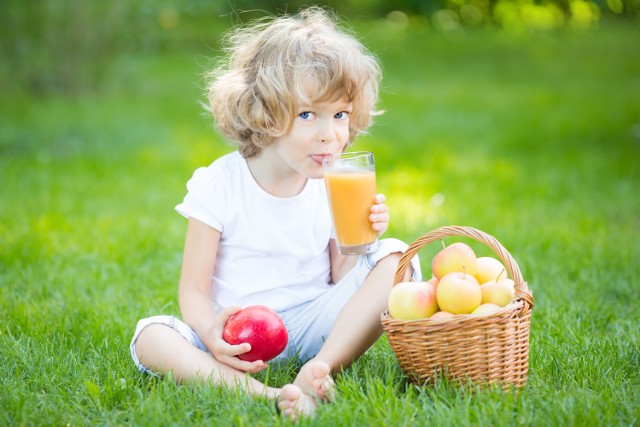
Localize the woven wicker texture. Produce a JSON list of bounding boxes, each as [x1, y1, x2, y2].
[[381, 225, 534, 389]]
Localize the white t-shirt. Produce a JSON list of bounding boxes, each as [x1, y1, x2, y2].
[[175, 151, 334, 312]]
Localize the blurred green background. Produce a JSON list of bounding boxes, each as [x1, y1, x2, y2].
[[1, 0, 638, 96], [1, 1, 639, 425]]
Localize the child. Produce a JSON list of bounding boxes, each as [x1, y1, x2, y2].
[[129, 7, 421, 419]]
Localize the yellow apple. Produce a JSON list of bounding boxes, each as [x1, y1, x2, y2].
[[474, 256, 506, 284], [471, 303, 501, 315], [436, 271, 481, 314], [388, 281, 439, 320], [480, 278, 515, 307], [432, 242, 477, 279], [430, 310, 454, 319]]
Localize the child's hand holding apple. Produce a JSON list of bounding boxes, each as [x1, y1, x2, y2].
[[205, 306, 271, 373], [222, 305, 289, 363]]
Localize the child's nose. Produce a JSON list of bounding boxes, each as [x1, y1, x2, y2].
[[318, 121, 337, 143]]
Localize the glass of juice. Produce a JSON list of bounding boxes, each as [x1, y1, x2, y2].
[[322, 151, 377, 255]]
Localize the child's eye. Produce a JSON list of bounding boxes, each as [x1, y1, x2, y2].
[[299, 111, 314, 120], [334, 111, 349, 120]]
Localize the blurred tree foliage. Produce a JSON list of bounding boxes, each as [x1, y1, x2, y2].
[[1, 0, 637, 96], [0, 0, 223, 95]]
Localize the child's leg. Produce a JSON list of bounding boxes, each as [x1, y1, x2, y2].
[[132, 317, 335, 419], [134, 323, 280, 397], [283, 252, 408, 410], [310, 252, 404, 372], [136, 323, 333, 419]]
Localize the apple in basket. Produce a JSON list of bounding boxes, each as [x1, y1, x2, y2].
[[480, 274, 516, 307], [388, 280, 439, 319], [430, 310, 454, 319], [471, 303, 502, 315], [426, 276, 439, 288], [436, 271, 482, 314], [474, 256, 506, 284], [432, 242, 478, 279], [223, 305, 288, 362]]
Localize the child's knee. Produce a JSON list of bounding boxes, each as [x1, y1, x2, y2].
[[376, 251, 413, 282], [375, 251, 402, 269], [367, 238, 421, 282], [134, 323, 169, 355]]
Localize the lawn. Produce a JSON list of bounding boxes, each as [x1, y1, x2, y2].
[[1, 15, 639, 426]]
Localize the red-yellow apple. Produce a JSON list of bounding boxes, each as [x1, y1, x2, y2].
[[474, 257, 506, 284], [223, 305, 288, 362], [432, 242, 477, 279], [436, 271, 481, 314], [426, 276, 439, 288], [430, 310, 454, 319], [388, 281, 439, 319], [471, 303, 501, 315], [480, 278, 515, 307]]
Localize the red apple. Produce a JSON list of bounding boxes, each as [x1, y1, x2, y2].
[[436, 271, 481, 314], [432, 242, 477, 279], [222, 305, 288, 362], [388, 280, 439, 319]]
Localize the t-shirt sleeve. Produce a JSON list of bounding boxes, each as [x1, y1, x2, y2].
[[175, 166, 226, 232]]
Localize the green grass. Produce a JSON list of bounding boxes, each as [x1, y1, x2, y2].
[[1, 19, 639, 426]]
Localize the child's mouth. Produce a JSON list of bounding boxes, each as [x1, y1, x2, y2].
[[310, 153, 333, 165]]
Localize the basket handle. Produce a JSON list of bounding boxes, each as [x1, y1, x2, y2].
[[394, 225, 534, 310]]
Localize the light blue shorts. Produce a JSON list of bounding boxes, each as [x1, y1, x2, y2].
[[130, 238, 421, 375]]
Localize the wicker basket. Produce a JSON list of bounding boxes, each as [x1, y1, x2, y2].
[[381, 225, 534, 390]]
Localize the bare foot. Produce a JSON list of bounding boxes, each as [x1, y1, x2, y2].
[[276, 360, 335, 419], [276, 384, 317, 420], [293, 359, 335, 402]]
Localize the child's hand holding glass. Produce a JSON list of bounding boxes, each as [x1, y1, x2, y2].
[[370, 193, 389, 236]]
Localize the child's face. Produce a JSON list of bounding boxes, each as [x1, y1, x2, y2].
[[271, 96, 352, 180]]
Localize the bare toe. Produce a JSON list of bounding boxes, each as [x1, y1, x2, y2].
[[314, 374, 336, 401], [277, 384, 317, 420], [310, 360, 330, 378], [294, 360, 336, 402]]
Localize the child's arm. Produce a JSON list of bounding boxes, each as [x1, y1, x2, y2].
[[178, 218, 267, 373], [329, 193, 390, 283]]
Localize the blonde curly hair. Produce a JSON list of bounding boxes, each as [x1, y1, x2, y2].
[[206, 7, 382, 158]]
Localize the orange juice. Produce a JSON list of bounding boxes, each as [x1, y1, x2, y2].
[[325, 169, 377, 249]]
